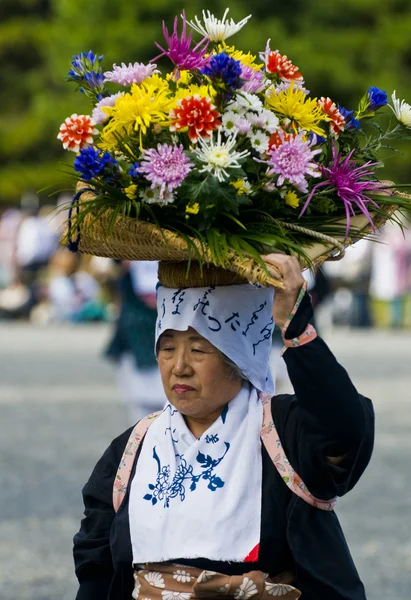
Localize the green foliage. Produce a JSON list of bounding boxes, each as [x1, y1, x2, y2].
[[2, 0, 411, 204]]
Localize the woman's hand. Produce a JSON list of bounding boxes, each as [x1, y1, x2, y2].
[[261, 254, 305, 329]]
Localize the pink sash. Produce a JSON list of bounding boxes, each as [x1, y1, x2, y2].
[[113, 395, 337, 514]]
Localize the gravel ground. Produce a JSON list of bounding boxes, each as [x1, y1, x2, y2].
[[0, 323, 410, 599]]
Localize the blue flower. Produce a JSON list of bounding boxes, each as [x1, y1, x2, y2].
[[367, 86, 388, 111], [338, 105, 361, 130], [129, 162, 141, 178], [201, 52, 243, 90], [74, 146, 118, 180], [83, 71, 105, 93], [67, 51, 105, 99]]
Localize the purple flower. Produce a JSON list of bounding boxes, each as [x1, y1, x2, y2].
[[152, 11, 210, 77], [139, 143, 193, 199], [239, 65, 265, 93], [299, 144, 384, 239], [264, 131, 322, 193], [92, 92, 124, 124], [104, 62, 159, 86]]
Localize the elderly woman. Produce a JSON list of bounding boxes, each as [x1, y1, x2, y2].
[[73, 255, 374, 600]]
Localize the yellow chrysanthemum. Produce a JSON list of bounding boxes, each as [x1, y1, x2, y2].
[[143, 73, 170, 93], [167, 70, 193, 87], [230, 179, 252, 195], [173, 84, 216, 104], [221, 43, 263, 71], [265, 83, 328, 137], [100, 81, 173, 149], [124, 184, 138, 200], [284, 190, 299, 208], [185, 202, 200, 215]]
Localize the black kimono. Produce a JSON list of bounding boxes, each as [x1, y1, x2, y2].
[[73, 291, 374, 599]]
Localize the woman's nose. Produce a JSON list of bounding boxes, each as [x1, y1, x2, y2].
[[172, 349, 193, 376]]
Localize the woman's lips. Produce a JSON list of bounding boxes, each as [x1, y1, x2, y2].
[[172, 384, 195, 394]]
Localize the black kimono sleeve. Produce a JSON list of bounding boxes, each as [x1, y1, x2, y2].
[[272, 290, 375, 500], [73, 427, 133, 600]]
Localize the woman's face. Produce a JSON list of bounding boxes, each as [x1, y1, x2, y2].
[[157, 327, 242, 421]]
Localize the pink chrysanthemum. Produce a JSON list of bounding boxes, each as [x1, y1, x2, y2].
[[240, 65, 265, 93], [92, 93, 124, 124], [104, 62, 159, 86], [264, 131, 321, 193], [139, 143, 193, 200], [300, 144, 383, 239], [152, 10, 210, 77], [57, 114, 98, 152]]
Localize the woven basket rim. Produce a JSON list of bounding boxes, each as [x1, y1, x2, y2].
[[62, 182, 411, 287]]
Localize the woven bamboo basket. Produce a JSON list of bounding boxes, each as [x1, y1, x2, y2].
[[62, 183, 407, 289]]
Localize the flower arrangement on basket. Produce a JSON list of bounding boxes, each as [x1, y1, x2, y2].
[[58, 8, 411, 283]]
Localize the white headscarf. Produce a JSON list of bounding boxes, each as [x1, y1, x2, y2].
[[155, 283, 275, 393]]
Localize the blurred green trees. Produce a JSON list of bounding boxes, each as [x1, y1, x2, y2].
[[1, 0, 410, 204]]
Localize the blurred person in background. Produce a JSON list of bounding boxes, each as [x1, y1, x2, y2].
[[322, 239, 373, 328], [42, 248, 107, 323], [0, 207, 32, 319], [369, 218, 411, 328], [105, 261, 164, 424]]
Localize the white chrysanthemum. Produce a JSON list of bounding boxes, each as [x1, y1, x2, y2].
[[196, 570, 216, 583], [258, 109, 279, 133], [218, 584, 230, 594], [132, 577, 141, 600], [172, 570, 192, 583], [248, 109, 278, 133], [193, 130, 250, 182], [234, 577, 258, 600], [232, 92, 263, 113], [265, 582, 296, 596], [186, 8, 251, 42], [249, 130, 270, 153], [92, 92, 124, 124], [161, 591, 191, 600], [226, 100, 248, 115], [390, 90, 411, 128], [222, 110, 241, 133], [140, 187, 175, 205]]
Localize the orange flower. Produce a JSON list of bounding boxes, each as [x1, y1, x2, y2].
[[169, 95, 221, 142], [268, 130, 293, 149], [57, 114, 98, 152], [266, 50, 303, 80], [318, 97, 345, 137]]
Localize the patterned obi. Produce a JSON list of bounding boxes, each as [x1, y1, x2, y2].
[[133, 563, 301, 600]]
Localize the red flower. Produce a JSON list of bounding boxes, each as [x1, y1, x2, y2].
[[318, 97, 345, 137], [57, 113, 98, 152], [169, 95, 221, 142], [266, 50, 303, 80], [268, 130, 293, 149]]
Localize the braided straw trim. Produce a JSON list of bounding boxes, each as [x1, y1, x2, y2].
[[281, 222, 346, 260], [158, 261, 249, 288]]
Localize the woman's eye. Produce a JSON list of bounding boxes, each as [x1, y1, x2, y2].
[[192, 348, 205, 354], [161, 346, 174, 352]]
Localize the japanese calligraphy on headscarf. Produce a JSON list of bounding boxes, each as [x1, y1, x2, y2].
[[155, 284, 275, 394]]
